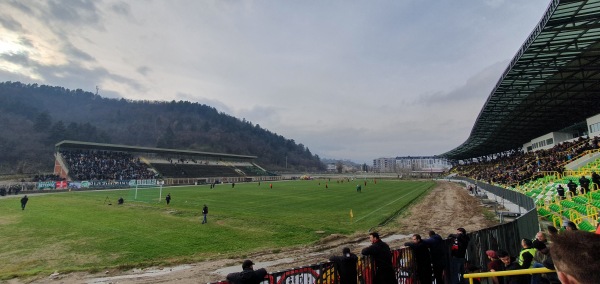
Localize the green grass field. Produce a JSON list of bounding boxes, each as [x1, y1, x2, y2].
[[0, 179, 435, 279]]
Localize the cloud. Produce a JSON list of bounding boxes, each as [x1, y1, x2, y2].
[[1, 52, 31, 66], [0, 0, 553, 163], [0, 47, 144, 98], [63, 42, 95, 61], [6, 0, 34, 15], [110, 2, 131, 16], [47, 0, 101, 25], [235, 105, 283, 128], [136, 66, 151, 76], [0, 14, 23, 31], [0, 69, 35, 83], [18, 36, 34, 47], [414, 60, 509, 106]]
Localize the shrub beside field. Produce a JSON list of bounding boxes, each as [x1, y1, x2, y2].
[[0, 179, 435, 279]]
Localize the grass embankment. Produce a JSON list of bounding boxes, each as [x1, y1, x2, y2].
[[0, 179, 435, 279]]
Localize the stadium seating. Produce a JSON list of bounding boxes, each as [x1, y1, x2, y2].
[[151, 163, 241, 178]]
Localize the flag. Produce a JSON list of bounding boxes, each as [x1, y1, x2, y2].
[[350, 209, 353, 218]]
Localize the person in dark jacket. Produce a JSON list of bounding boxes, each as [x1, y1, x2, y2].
[[20, 195, 28, 210], [556, 184, 565, 200], [448, 227, 470, 284], [578, 176, 590, 194], [165, 193, 171, 205], [498, 250, 529, 284], [201, 204, 208, 224], [329, 247, 358, 284], [566, 180, 578, 196], [361, 232, 395, 284], [565, 221, 578, 231], [423, 230, 447, 284], [226, 259, 268, 284], [404, 234, 432, 284], [591, 171, 600, 191]]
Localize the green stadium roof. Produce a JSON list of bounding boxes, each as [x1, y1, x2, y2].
[[55, 140, 258, 160], [441, 0, 600, 160]]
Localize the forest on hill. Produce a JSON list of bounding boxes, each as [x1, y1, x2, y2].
[[0, 81, 324, 175]]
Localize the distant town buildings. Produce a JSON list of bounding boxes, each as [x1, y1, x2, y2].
[[372, 157, 397, 173], [373, 156, 451, 173]]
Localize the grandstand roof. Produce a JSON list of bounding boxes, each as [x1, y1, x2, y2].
[[55, 140, 258, 160], [441, 0, 600, 160]]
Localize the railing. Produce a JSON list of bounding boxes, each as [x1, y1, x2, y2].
[[421, 178, 541, 274], [560, 148, 600, 170], [210, 248, 433, 284], [464, 267, 555, 284]]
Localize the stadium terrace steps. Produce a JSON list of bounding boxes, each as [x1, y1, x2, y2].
[[537, 207, 553, 219], [549, 203, 561, 213], [572, 196, 588, 205], [578, 220, 596, 231], [509, 157, 600, 232]]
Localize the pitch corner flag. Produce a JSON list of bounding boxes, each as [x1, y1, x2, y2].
[[350, 209, 353, 218]]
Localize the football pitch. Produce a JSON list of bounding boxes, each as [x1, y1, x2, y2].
[[0, 179, 435, 278]]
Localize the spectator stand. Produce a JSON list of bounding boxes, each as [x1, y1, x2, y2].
[[452, 136, 600, 233], [53, 140, 281, 188]]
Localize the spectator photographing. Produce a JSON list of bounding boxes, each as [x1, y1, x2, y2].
[[448, 227, 470, 284]]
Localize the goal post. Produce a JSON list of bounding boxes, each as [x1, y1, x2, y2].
[[128, 180, 164, 203]]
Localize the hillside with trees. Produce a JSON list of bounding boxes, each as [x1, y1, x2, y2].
[[0, 81, 324, 174]]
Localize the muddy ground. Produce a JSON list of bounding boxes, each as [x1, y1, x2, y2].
[[9, 180, 499, 284]]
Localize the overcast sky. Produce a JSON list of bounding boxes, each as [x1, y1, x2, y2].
[[0, 0, 551, 163]]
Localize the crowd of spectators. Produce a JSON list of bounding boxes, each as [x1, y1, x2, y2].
[[164, 157, 215, 165], [0, 184, 23, 196], [453, 136, 600, 187], [32, 174, 64, 182], [61, 150, 156, 181], [480, 224, 600, 284]]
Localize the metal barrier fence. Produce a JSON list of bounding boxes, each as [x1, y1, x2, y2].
[[209, 262, 337, 284], [451, 177, 539, 271], [208, 250, 425, 284], [210, 178, 538, 284]]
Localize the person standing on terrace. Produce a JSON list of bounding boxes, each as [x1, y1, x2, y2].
[[578, 176, 590, 194], [329, 247, 358, 284], [448, 227, 470, 284], [361, 232, 395, 284]]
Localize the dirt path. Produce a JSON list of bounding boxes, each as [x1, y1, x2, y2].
[[12, 180, 498, 284]]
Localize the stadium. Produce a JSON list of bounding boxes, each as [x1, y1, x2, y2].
[[2, 0, 600, 283]]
